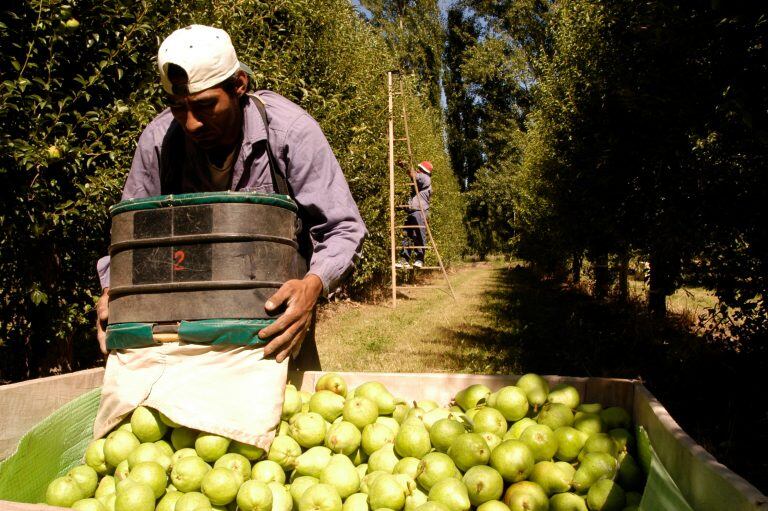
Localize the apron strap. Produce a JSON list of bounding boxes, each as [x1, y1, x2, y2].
[[251, 94, 291, 196]]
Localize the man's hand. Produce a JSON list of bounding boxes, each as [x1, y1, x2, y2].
[[259, 274, 323, 362], [96, 288, 109, 355]]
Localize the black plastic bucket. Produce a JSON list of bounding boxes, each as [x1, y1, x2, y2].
[[107, 192, 306, 326]]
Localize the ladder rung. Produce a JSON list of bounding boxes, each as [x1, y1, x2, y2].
[[395, 225, 426, 228], [397, 285, 443, 289], [394, 138, 408, 141], [415, 266, 441, 270]]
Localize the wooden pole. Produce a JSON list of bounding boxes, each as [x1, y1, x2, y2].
[[387, 71, 397, 308]]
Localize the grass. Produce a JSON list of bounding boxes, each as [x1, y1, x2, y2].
[[315, 262, 768, 494]]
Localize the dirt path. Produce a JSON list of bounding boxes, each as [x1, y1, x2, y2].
[[315, 262, 521, 374]]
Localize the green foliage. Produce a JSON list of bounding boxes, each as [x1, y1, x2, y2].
[[0, 0, 464, 381]]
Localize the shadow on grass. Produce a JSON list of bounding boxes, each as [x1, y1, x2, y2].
[[438, 264, 767, 493]]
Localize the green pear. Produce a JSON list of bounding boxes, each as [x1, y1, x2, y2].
[[103, 430, 140, 468], [503, 481, 548, 511], [394, 457, 422, 480], [130, 406, 168, 443], [472, 407, 508, 437], [68, 465, 99, 498], [537, 403, 574, 430], [268, 435, 302, 471], [367, 444, 400, 473], [600, 408, 632, 430], [252, 459, 286, 484], [127, 442, 167, 470], [515, 374, 549, 409], [127, 461, 167, 499], [489, 440, 535, 483], [290, 412, 329, 448], [428, 478, 471, 511], [355, 382, 397, 415], [311, 391, 347, 422], [95, 476, 116, 499], [549, 492, 588, 511], [617, 453, 644, 491], [344, 397, 379, 429], [573, 413, 604, 436], [462, 465, 504, 506], [416, 452, 456, 492], [362, 422, 395, 455], [170, 455, 211, 493], [113, 460, 130, 482], [320, 456, 360, 498], [415, 503, 451, 511], [504, 418, 537, 440], [316, 373, 348, 397], [85, 439, 110, 475], [586, 479, 625, 511], [283, 384, 304, 420], [71, 498, 106, 511], [114, 481, 156, 511], [528, 461, 571, 496], [214, 453, 251, 485], [554, 461, 576, 481], [577, 403, 603, 414], [269, 481, 293, 511], [553, 427, 589, 462], [609, 428, 634, 454], [393, 403, 411, 424], [156, 491, 182, 511], [580, 433, 618, 460], [326, 421, 362, 455], [296, 446, 334, 478], [571, 453, 617, 493], [46, 476, 85, 507], [377, 416, 401, 435], [421, 408, 452, 429], [519, 424, 558, 462], [476, 501, 511, 511], [360, 470, 387, 494], [195, 433, 231, 462], [547, 385, 581, 410], [369, 474, 407, 511], [405, 487, 429, 511], [395, 421, 432, 459], [343, 493, 369, 511], [290, 476, 319, 508], [480, 432, 502, 452], [201, 467, 240, 506], [454, 384, 491, 411], [429, 419, 466, 453], [447, 433, 490, 471], [171, 447, 198, 466], [490, 386, 529, 421]]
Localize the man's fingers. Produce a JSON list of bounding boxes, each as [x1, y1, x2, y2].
[[264, 281, 296, 312], [264, 320, 305, 360], [259, 309, 301, 339]]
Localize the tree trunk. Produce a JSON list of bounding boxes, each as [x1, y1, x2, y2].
[[648, 250, 679, 317], [572, 253, 582, 284], [593, 253, 610, 300], [617, 252, 629, 302]]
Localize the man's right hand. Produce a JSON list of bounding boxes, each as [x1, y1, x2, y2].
[[96, 288, 109, 355]]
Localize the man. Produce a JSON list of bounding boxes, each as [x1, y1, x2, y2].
[[396, 160, 432, 269], [92, 25, 366, 447]]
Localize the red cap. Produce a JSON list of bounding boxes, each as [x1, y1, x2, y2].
[[417, 161, 433, 174]]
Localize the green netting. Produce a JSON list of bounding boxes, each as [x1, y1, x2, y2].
[[109, 191, 297, 216], [0, 389, 101, 504]]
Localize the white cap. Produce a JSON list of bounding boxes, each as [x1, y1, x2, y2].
[[158, 25, 245, 95]]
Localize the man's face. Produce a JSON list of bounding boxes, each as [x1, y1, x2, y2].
[[166, 72, 247, 151]]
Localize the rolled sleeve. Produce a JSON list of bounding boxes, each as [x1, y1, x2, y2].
[[284, 115, 367, 295]]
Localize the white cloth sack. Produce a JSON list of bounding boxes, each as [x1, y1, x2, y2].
[[94, 343, 287, 450]]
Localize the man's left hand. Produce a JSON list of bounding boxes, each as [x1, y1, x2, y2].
[[259, 273, 323, 362]]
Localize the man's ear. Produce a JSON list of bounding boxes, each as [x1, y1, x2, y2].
[[234, 70, 249, 97]]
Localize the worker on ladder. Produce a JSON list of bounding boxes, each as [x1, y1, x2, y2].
[[396, 160, 432, 269]]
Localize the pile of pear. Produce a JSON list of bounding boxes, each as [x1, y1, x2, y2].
[[44, 373, 645, 511]]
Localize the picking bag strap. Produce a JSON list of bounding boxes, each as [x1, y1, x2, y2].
[[252, 94, 291, 196]]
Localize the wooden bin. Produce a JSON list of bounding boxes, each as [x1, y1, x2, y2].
[[0, 369, 766, 510]]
